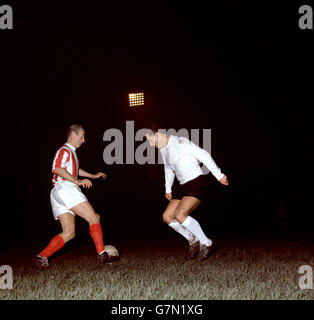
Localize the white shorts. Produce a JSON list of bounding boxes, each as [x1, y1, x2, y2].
[[50, 181, 88, 220]]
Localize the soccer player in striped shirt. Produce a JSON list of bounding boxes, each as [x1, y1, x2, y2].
[[35, 124, 114, 268]]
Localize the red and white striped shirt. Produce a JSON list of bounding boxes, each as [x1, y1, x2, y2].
[[52, 143, 79, 185]]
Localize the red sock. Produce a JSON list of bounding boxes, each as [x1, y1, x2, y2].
[[89, 223, 105, 254], [39, 235, 64, 259]]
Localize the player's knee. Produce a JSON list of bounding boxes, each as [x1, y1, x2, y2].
[[62, 230, 75, 242], [162, 210, 174, 224], [174, 207, 188, 223]]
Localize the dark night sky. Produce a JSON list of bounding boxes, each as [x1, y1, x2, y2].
[[1, 1, 313, 244]]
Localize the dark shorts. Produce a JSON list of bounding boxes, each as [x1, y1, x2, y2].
[[172, 174, 210, 202]]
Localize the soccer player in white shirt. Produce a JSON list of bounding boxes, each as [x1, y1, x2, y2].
[[145, 122, 229, 261], [35, 124, 114, 268]]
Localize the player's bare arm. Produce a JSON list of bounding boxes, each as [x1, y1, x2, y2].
[[54, 167, 92, 188], [79, 169, 107, 180]]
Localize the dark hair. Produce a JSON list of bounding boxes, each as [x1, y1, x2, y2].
[[144, 121, 163, 134], [66, 124, 84, 139]]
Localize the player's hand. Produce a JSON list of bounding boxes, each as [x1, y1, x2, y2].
[[93, 172, 107, 180], [77, 179, 93, 188], [219, 175, 229, 186], [165, 193, 172, 201]]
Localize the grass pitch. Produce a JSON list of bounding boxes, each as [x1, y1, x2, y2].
[[1, 235, 314, 300]]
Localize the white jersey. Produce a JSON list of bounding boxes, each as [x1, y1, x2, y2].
[[160, 135, 224, 193]]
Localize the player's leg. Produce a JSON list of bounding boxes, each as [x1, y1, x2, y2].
[[163, 199, 198, 245], [58, 212, 76, 242], [174, 196, 216, 260], [175, 196, 210, 245], [70, 201, 105, 255], [35, 212, 75, 268], [162, 199, 180, 223]]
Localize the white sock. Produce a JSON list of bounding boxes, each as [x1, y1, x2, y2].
[[168, 219, 198, 245], [181, 216, 212, 246]]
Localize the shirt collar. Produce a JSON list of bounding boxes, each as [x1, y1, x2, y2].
[[65, 142, 76, 151]]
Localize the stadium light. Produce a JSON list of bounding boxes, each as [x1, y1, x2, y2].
[[129, 92, 144, 107]]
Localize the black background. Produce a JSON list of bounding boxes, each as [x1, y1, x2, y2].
[[1, 0, 313, 245]]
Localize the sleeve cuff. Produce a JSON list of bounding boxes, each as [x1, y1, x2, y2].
[[165, 187, 172, 193], [214, 172, 225, 181]]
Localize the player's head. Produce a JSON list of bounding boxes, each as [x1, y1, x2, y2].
[[66, 124, 85, 148], [144, 121, 168, 149]]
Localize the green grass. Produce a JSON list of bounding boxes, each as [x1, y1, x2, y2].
[[1, 236, 314, 300]]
